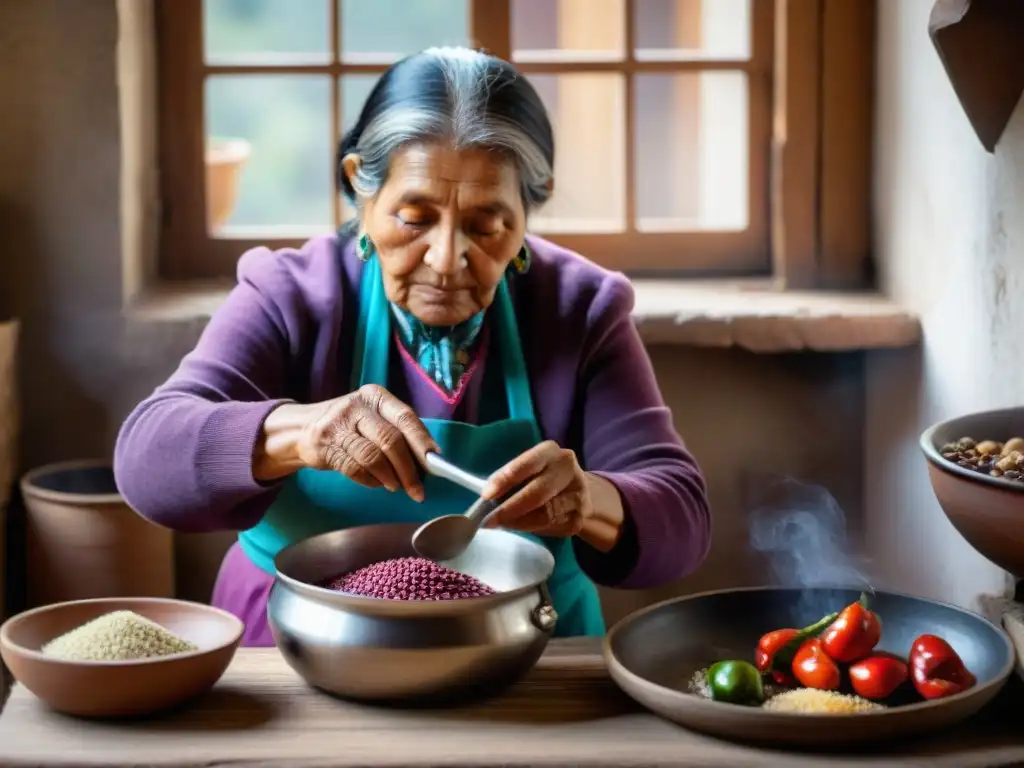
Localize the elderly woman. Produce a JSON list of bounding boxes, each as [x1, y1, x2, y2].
[[114, 47, 710, 645]]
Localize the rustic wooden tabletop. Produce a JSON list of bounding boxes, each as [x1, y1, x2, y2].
[[0, 637, 1022, 767]]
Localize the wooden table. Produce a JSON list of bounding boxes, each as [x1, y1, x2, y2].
[[1, 638, 1023, 767]]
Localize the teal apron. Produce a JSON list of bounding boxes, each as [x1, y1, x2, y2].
[[238, 255, 606, 637]]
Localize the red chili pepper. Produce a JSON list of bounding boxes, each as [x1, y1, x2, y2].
[[848, 652, 909, 700], [909, 634, 976, 700], [821, 594, 882, 663], [758, 611, 839, 685], [792, 638, 841, 690], [755, 628, 798, 684]]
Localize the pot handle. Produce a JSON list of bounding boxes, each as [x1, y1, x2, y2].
[[530, 583, 558, 633]]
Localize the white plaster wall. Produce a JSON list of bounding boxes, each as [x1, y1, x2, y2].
[[867, 0, 1024, 608]]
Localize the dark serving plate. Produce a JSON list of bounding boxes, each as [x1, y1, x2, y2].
[[604, 587, 1014, 747]]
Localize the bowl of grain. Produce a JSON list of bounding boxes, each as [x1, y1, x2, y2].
[[268, 523, 557, 704], [920, 407, 1024, 577], [0, 597, 244, 717]]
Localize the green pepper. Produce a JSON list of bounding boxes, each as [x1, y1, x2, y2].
[[770, 611, 840, 672], [707, 660, 765, 705]]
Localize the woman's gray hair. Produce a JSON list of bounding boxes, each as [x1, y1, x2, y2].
[[337, 47, 555, 215]]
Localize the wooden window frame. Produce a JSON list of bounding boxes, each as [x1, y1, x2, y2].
[[155, 0, 873, 289]]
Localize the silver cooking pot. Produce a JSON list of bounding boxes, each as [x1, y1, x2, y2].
[[268, 522, 558, 703]]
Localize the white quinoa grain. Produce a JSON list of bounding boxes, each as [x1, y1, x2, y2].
[[762, 687, 884, 714], [41, 610, 197, 661]]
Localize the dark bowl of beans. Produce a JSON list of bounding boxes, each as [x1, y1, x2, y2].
[[921, 407, 1024, 576], [267, 523, 558, 705]]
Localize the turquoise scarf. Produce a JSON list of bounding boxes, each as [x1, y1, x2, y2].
[[389, 303, 485, 393]]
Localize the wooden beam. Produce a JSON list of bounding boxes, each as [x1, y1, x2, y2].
[[819, 0, 874, 288], [769, 0, 821, 289]]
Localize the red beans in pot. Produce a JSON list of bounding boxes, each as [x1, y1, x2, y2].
[[324, 557, 495, 600]]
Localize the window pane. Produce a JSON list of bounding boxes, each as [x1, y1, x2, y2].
[[204, 0, 330, 64], [633, 72, 748, 231], [528, 74, 626, 233], [205, 76, 333, 233], [340, 0, 469, 63], [634, 0, 751, 60], [340, 75, 381, 134], [338, 74, 383, 222], [512, 0, 625, 62]]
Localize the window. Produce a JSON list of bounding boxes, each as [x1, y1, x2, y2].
[[156, 0, 873, 287]]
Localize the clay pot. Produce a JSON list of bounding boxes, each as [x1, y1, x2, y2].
[[920, 408, 1024, 578], [21, 460, 175, 607], [205, 138, 251, 231], [0, 320, 17, 701], [0, 322, 17, 609]]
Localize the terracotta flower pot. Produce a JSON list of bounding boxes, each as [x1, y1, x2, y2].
[[205, 138, 251, 231], [0, 320, 16, 701], [0, 323, 18, 603], [0, 321, 16, 513], [21, 460, 175, 608]]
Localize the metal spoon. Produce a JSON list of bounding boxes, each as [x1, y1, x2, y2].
[[411, 453, 500, 561]]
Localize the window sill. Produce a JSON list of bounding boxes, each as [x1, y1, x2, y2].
[[126, 278, 922, 353], [629, 279, 921, 351]]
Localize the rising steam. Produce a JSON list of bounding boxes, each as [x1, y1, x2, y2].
[[748, 477, 873, 594]]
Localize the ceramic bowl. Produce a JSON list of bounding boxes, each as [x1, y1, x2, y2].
[[0, 597, 244, 717], [920, 407, 1024, 577]]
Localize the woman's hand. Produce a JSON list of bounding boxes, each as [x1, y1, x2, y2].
[[254, 385, 438, 500], [481, 441, 627, 551], [481, 441, 593, 537]]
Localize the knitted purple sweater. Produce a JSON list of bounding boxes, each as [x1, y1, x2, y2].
[[114, 234, 710, 643]]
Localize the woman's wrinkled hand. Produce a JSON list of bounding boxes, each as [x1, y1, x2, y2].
[[481, 441, 594, 537], [295, 384, 439, 500]]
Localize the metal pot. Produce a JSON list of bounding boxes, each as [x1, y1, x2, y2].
[[268, 523, 558, 704]]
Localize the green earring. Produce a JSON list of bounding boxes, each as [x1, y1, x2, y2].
[[510, 242, 532, 275], [357, 233, 375, 262]]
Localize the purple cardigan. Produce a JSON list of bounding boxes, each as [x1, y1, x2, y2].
[[114, 234, 710, 596]]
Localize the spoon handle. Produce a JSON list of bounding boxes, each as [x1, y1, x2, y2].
[[463, 497, 501, 525], [424, 452, 489, 497]]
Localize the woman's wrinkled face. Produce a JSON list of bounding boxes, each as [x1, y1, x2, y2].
[[354, 143, 527, 327]]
